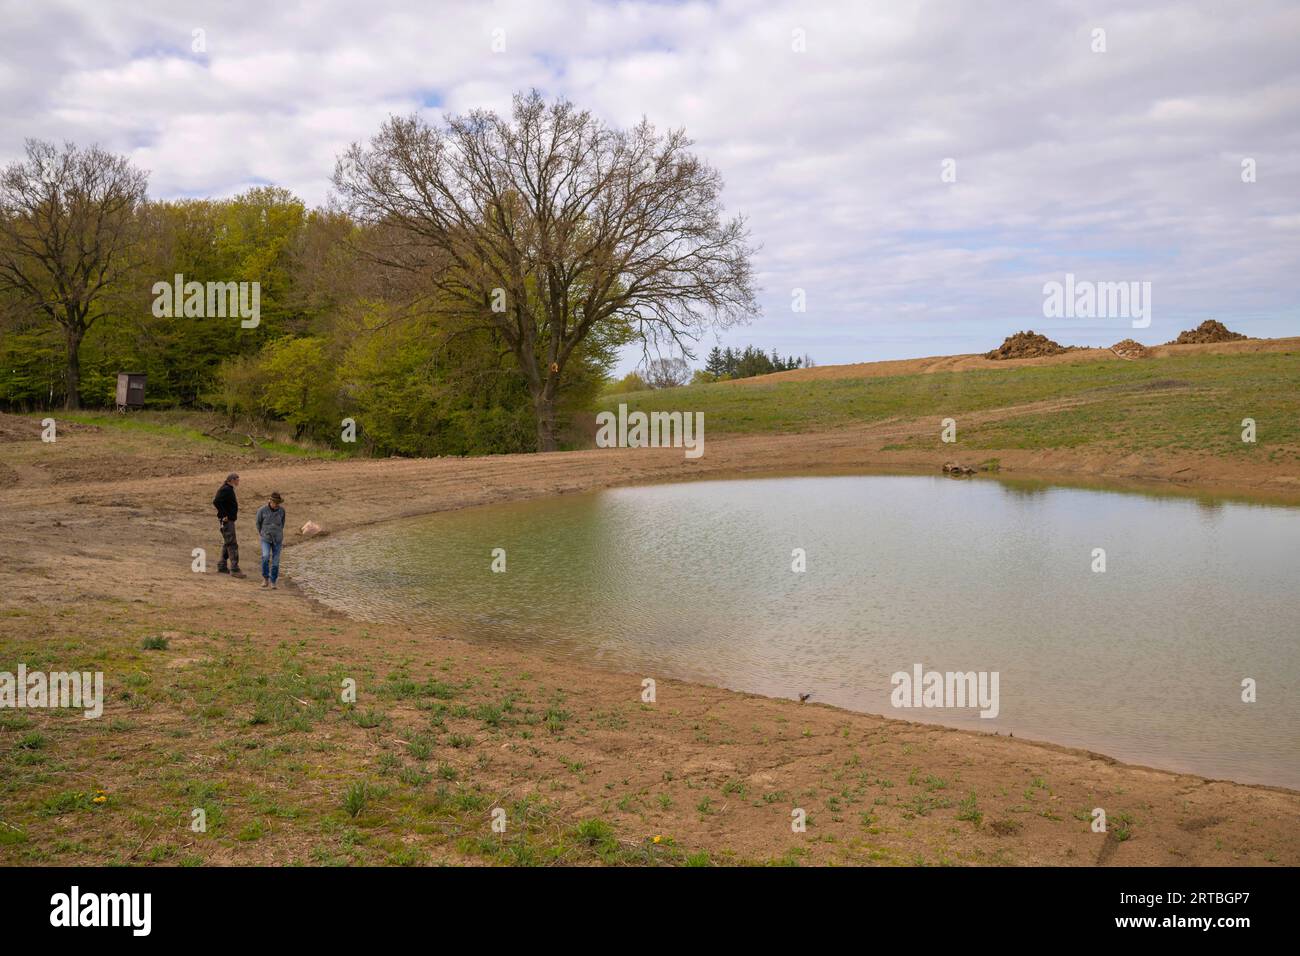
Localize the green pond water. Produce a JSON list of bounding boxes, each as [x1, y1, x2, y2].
[[292, 475, 1300, 789]]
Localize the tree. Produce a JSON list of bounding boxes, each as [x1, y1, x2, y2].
[[645, 355, 691, 389], [332, 90, 757, 451], [704, 345, 725, 378], [0, 140, 149, 408], [606, 370, 648, 394]]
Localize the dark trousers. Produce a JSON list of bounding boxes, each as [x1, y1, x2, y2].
[[219, 520, 240, 570]]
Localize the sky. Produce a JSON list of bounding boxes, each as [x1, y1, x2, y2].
[[1, 0, 1297, 371]]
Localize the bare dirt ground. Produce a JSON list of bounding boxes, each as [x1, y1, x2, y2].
[[2, 349, 1298, 866]]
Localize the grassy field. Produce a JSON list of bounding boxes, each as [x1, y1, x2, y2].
[[603, 351, 1300, 463], [0, 602, 711, 867]]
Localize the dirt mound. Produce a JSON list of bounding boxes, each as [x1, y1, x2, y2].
[[1167, 320, 1247, 345], [985, 331, 1070, 360], [1110, 338, 1151, 359], [0, 413, 99, 442], [0, 413, 47, 442]]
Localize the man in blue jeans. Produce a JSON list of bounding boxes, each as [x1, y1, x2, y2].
[[256, 491, 286, 590]]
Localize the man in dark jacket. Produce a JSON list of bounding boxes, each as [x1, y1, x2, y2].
[[212, 473, 246, 578]]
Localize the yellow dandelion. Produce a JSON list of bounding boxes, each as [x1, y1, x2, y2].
[[652, 835, 662, 844], [92, 795, 106, 804]]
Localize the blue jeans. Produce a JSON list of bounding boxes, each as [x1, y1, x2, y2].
[[260, 538, 282, 583]]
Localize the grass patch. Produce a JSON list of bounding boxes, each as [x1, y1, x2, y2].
[[603, 351, 1300, 460]]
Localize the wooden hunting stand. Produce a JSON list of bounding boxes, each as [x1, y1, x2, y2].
[[115, 373, 146, 412]]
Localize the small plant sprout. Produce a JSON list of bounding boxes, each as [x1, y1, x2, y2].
[[343, 781, 368, 818]]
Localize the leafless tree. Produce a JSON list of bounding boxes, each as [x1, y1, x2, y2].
[[645, 356, 691, 389], [332, 90, 757, 451], [0, 140, 149, 408]]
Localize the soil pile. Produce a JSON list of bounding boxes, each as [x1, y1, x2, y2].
[[1110, 338, 1151, 359], [985, 331, 1069, 360], [0, 412, 98, 442], [1167, 320, 1247, 345], [0, 413, 45, 442]]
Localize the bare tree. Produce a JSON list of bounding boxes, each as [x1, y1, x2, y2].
[[645, 356, 691, 389], [0, 140, 149, 408], [333, 90, 757, 451]]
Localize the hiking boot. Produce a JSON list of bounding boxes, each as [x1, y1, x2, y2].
[[217, 566, 230, 574], [260, 578, 269, 589], [270, 582, 278, 590], [230, 569, 247, 579]]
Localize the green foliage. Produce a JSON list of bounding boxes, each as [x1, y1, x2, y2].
[[606, 371, 648, 394], [257, 336, 339, 440], [3, 179, 623, 455], [716, 345, 805, 380], [334, 304, 535, 456], [0, 320, 62, 408], [78, 188, 311, 409]]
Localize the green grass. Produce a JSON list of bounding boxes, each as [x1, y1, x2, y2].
[[602, 351, 1300, 459], [28, 410, 349, 459], [0, 608, 717, 868]]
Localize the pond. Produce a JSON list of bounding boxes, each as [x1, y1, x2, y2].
[[292, 475, 1300, 789]]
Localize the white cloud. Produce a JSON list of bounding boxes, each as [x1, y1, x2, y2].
[[1, 0, 1296, 365]]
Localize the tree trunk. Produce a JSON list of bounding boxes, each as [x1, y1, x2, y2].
[[63, 325, 84, 410], [532, 385, 559, 452]]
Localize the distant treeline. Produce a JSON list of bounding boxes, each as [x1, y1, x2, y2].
[[606, 344, 815, 393], [703, 345, 811, 380]]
